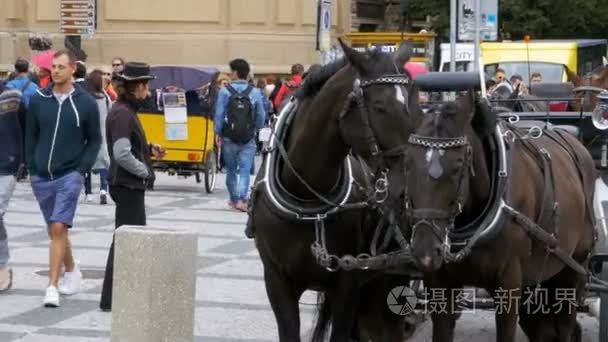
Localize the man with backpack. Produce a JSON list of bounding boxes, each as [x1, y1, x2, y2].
[[214, 58, 266, 211], [5, 58, 39, 109]]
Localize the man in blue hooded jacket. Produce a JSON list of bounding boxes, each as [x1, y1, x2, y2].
[[26, 50, 101, 307]]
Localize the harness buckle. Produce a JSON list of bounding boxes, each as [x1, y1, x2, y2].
[[540, 148, 551, 159]]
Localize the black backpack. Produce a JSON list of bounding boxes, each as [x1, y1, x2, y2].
[[222, 84, 256, 144]]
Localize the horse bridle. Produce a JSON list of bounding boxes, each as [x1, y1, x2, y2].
[[337, 74, 411, 203], [404, 134, 473, 260], [308, 73, 419, 272]]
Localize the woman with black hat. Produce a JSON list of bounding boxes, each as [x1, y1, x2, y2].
[[99, 62, 165, 311]]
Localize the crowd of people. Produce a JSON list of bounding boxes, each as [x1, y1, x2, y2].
[[0, 50, 167, 310], [486, 67, 544, 96], [0, 49, 313, 311]]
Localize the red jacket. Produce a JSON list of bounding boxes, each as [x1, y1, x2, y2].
[[273, 74, 303, 110]]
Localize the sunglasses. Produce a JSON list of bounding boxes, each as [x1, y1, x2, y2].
[[112, 63, 122, 67]]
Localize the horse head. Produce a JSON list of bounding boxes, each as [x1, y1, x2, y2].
[[566, 64, 608, 111], [403, 91, 493, 272], [333, 40, 421, 208]]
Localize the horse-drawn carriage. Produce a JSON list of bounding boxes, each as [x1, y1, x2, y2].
[[248, 40, 608, 341], [137, 66, 219, 193]]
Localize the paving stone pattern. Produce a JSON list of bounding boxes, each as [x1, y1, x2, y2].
[[0, 172, 601, 341]]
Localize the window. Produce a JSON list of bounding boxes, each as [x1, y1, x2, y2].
[[441, 61, 472, 72], [484, 62, 565, 84]]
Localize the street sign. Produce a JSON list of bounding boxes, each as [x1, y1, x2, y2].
[[458, 0, 497, 41], [60, 0, 96, 35], [317, 0, 332, 52]]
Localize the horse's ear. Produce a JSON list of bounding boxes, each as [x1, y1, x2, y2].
[[471, 92, 496, 138], [460, 89, 477, 121], [394, 41, 413, 69], [338, 38, 369, 75], [565, 65, 581, 85]]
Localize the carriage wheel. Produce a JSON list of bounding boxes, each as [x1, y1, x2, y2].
[[600, 264, 608, 342], [204, 150, 218, 194]]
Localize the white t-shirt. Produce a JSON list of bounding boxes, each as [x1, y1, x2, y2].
[[53, 88, 75, 105]]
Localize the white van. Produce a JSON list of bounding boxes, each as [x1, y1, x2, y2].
[[439, 43, 475, 72]]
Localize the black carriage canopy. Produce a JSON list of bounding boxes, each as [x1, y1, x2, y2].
[[138, 66, 220, 117], [415, 72, 482, 92]]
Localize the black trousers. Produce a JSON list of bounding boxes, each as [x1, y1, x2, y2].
[[99, 185, 146, 310]]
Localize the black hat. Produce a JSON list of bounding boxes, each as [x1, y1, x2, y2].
[[119, 62, 156, 81]]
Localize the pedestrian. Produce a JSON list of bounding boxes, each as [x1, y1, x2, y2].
[[111, 57, 125, 77], [100, 62, 165, 312], [83, 70, 112, 205], [74, 61, 86, 84], [101, 66, 117, 101], [214, 58, 266, 212], [272, 63, 304, 110], [5, 58, 39, 109], [25, 50, 101, 307], [0, 88, 26, 292]]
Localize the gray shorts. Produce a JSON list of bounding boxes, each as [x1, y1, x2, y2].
[[31, 171, 83, 228]]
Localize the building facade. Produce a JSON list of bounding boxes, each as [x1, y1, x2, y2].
[[0, 0, 352, 74]]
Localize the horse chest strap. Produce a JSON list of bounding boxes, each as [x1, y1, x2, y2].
[[503, 205, 586, 276]]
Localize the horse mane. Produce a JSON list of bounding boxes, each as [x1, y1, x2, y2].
[[298, 48, 406, 99], [298, 58, 348, 98]]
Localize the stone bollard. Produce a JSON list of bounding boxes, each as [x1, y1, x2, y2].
[[111, 226, 198, 342]]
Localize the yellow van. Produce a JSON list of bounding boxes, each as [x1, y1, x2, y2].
[[344, 32, 437, 70], [481, 39, 607, 83]]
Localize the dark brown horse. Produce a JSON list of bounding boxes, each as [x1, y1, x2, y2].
[[248, 41, 421, 341], [403, 91, 596, 341], [566, 65, 608, 111]]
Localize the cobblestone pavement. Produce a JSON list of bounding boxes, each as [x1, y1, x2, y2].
[[0, 172, 601, 341]]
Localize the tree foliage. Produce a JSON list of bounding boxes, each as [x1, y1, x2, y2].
[[402, 0, 608, 40]]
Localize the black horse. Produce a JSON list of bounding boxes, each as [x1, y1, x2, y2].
[[403, 91, 595, 341], [247, 41, 422, 341]]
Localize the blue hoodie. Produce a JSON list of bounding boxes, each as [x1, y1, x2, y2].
[[25, 83, 101, 180]]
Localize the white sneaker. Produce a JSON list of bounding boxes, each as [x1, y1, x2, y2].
[[85, 195, 93, 203], [43, 286, 60, 307], [58, 263, 82, 295]]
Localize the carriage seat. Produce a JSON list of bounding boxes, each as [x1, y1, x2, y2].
[[512, 120, 579, 137], [529, 82, 574, 99]]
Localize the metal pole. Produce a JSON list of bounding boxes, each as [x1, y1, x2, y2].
[[450, 0, 457, 72], [474, 0, 481, 71]]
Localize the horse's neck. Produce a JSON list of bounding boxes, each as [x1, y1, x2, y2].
[[280, 101, 348, 199]]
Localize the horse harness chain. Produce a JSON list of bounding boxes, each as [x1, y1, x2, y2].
[[405, 121, 608, 288]]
